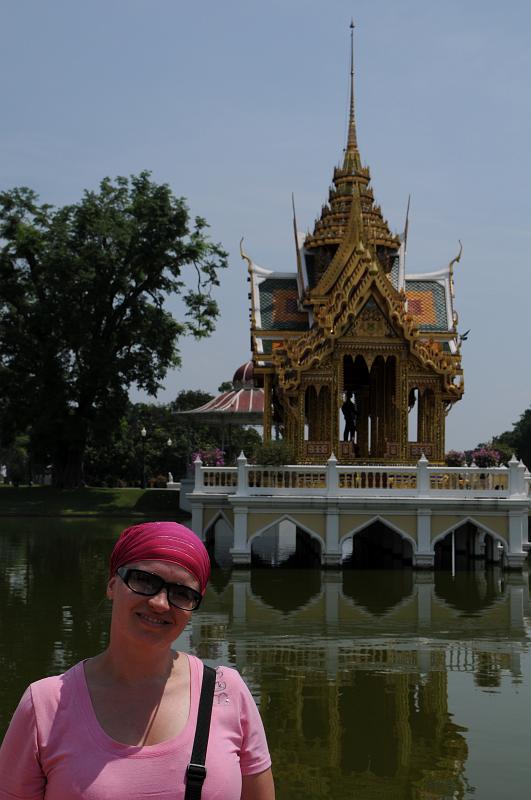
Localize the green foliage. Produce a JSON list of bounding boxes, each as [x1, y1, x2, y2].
[[252, 440, 295, 466], [82, 393, 262, 486], [0, 436, 29, 486], [493, 408, 531, 468], [83, 397, 207, 486], [0, 174, 227, 487]]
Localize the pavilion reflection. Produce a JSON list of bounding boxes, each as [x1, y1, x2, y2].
[[434, 569, 500, 615], [342, 569, 413, 616], [189, 569, 530, 799], [250, 569, 322, 614]]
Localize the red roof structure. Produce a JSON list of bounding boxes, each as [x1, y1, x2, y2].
[[177, 362, 264, 426]]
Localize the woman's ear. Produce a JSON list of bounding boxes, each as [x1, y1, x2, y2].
[[106, 575, 117, 601]]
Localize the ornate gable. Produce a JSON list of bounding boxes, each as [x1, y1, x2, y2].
[[244, 24, 465, 464]]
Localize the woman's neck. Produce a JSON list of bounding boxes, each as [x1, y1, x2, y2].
[[88, 643, 181, 686]]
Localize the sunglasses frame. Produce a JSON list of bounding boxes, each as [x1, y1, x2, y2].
[[116, 566, 202, 611]]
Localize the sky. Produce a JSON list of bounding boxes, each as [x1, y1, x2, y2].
[[2, 0, 530, 451]]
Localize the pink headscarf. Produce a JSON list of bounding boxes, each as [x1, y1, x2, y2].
[[109, 521, 211, 594]]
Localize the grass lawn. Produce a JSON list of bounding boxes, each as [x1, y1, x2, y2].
[[0, 485, 189, 519]]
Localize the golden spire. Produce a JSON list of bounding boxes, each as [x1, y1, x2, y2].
[[344, 20, 361, 173], [304, 22, 400, 256]]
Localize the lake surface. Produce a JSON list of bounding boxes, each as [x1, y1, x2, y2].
[[1, 518, 531, 799]]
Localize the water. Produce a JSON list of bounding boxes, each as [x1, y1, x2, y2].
[[1, 519, 531, 799]]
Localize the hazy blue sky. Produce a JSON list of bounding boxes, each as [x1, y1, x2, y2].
[[2, 0, 530, 450]]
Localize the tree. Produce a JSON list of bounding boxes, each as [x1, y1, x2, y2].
[[0, 435, 29, 486], [494, 408, 531, 468], [0, 173, 227, 487]]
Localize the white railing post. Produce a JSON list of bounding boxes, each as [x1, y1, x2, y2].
[[193, 456, 203, 492], [327, 453, 339, 497], [417, 453, 429, 496], [518, 460, 527, 495], [235, 451, 249, 497], [508, 454, 521, 497]]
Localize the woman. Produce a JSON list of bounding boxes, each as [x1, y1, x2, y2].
[[0, 521, 275, 800]]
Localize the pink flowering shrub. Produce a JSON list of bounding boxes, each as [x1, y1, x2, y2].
[[470, 447, 502, 468], [445, 450, 466, 467], [191, 448, 225, 467]]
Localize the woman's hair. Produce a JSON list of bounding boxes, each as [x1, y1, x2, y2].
[[109, 521, 211, 594]]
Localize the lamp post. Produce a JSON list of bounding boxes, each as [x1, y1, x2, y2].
[[140, 427, 147, 489], [166, 438, 173, 484]]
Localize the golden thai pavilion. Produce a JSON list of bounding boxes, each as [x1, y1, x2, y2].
[[244, 25, 464, 465]]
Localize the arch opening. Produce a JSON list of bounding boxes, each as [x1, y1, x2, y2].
[[204, 514, 233, 569], [342, 521, 413, 569], [433, 521, 503, 571], [251, 519, 322, 568]]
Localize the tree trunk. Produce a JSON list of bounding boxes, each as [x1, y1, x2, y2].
[[51, 419, 87, 488], [52, 444, 85, 488]]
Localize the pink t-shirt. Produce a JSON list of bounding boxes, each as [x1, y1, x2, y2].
[[0, 655, 271, 800]]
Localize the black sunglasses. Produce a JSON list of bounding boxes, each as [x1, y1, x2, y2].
[[117, 567, 202, 611]]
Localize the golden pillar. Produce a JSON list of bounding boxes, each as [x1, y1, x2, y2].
[[263, 373, 272, 444], [435, 393, 445, 462], [357, 387, 370, 457], [297, 391, 306, 460], [331, 355, 341, 454], [398, 356, 409, 461], [417, 389, 425, 443]]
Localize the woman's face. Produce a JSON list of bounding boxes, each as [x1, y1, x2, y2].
[[107, 559, 201, 648]]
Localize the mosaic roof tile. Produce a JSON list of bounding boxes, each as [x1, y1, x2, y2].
[[389, 254, 400, 289], [258, 278, 309, 331], [405, 279, 449, 331]]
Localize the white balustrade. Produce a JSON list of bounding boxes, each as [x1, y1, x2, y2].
[[191, 453, 527, 500], [195, 462, 238, 493]]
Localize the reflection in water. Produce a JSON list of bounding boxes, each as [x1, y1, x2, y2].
[[342, 569, 413, 616], [250, 569, 322, 614], [195, 568, 530, 799], [434, 570, 499, 615], [1, 521, 530, 799], [0, 519, 120, 729]]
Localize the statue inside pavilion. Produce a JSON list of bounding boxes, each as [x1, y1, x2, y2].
[[243, 24, 464, 465]]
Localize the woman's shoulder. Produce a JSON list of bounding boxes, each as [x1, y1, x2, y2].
[[187, 654, 246, 688], [27, 660, 83, 711], [186, 655, 258, 712]]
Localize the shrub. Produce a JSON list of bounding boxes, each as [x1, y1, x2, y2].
[[445, 450, 465, 467], [470, 447, 502, 468], [148, 474, 169, 488], [252, 441, 296, 466], [191, 448, 225, 467]]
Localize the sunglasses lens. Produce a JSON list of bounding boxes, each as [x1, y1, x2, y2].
[[168, 585, 199, 611], [120, 568, 200, 611], [127, 569, 161, 596]]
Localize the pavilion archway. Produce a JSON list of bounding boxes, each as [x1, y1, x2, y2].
[[204, 511, 234, 568], [249, 517, 323, 568], [342, 353, 398, 459], [433, 520, 507, 571], [341, 518, 414, 569]]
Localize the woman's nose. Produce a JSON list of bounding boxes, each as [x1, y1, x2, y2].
[[148, 588, 170, 610]]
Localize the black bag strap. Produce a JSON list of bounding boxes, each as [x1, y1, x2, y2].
[[184, 664, 217, 800]]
